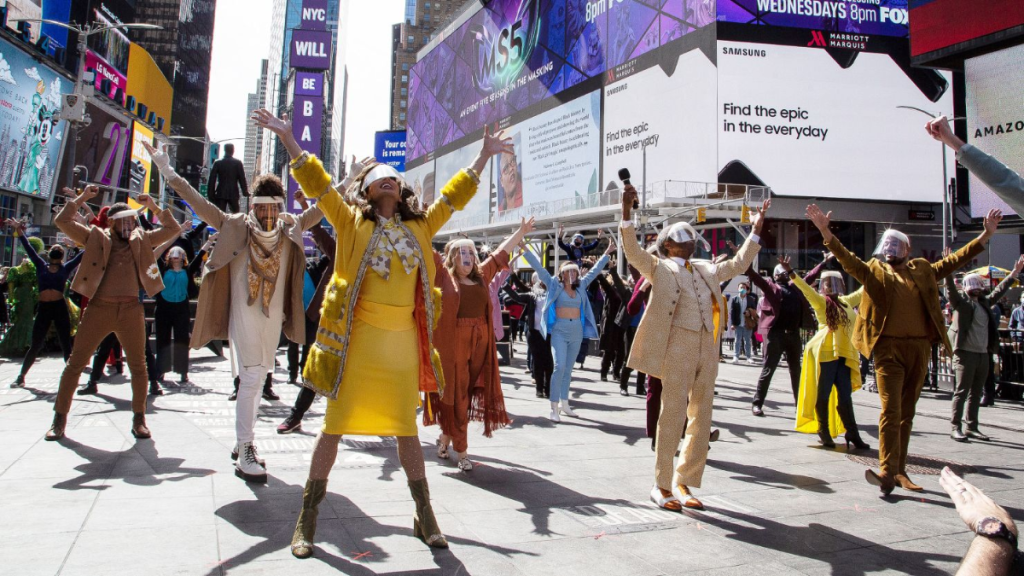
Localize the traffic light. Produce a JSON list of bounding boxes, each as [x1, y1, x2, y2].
[[696, 207, 707, 224], [741, 204, 750, 225]]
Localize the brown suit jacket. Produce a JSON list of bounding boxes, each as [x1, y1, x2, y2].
[[54, 201, 181, 299], [167, 175, 323, 349], [824, 235, 984, 357]]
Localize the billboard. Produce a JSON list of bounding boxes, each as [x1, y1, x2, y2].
[[966, 44, 1024, 218], [717, 0, 911, 37], [129, 121, 154, 196], [407, 0, 715, 160], [374, 131, 407, 172], [909, 0, 1024, 59], [126, 43, 174, 134], [55, 102, 131, 191], [288, 71, 325, 215], [717, 39, 953, 202], [290, 29, 332, 70], [0, 36, 68, 199], [86, 49, 127, 102]]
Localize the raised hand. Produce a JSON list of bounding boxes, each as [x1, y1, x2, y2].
[[806, 204, 832, 234], [778, 254, 792, 273], [750, 199, 770, 234], [621, 185, 639, 220], [604, 238, 617, 255], [136, 193, 159, 212], [982, 209, 1002, 239], [597, 229, 604, 239], [942, 246, 953, 259], [1013, 254, 1024, 277], [252, 109, 291, 138], [557, 224, 564, 237], [726, 240, 739, 252], [294, 189, 309, 210], [141, 142, 172, 173], [520, 216, 535, 236], [78, 185, 100, 204], [480, 125, 514, 159]]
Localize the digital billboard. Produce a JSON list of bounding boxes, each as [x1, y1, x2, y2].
[[129, 121, 154, 196], [717, 39, 953, 202], [909, 0, 1024, 60], [966, 44, 1024, 218], [374, 130, 407, 172], [435, 142, 491, 228], [717, 0, 911, 37], [126, 43, 173, 135], [0, 36, 67, 200], [407, 0, 715, 161], [55, 102, 131, 191]]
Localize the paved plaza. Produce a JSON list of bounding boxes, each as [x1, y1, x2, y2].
[[1, 343, 1022, 576]]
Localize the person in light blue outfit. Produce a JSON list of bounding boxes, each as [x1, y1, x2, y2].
[[521, 238, 616, 422]]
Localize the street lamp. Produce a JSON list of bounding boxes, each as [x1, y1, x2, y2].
[[897, 105, 960, 252]]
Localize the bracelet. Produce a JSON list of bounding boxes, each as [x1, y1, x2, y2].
[[291, 151, 311, 170], [464, 167, 480, 183]]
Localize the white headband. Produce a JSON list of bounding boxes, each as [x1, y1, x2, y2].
[[821, 271, 843, 280], [773, 264, 788, 277], [252, 196, 285, 206], [667, 222, 710, 251], [362, 164, 402, 191], [109, 209, 139, 220]]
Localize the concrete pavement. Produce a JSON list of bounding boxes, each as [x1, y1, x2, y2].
[[1, 343, 1022, 575]]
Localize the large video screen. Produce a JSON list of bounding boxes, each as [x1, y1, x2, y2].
[[718, 0, 910, 37], [0, 36, 67, 199], [406, 0, 714, 161], [435, 142, 491, 228], [966, 44, 1024, 218], [717, 40, 952, 201]]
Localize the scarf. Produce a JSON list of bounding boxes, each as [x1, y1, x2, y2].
[[368, 216, 418, 279], [246, 214, 285, 317]]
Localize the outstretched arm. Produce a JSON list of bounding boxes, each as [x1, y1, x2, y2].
[[989, 255, 1024, 304], [618, 185, 657, 280], [54, 186, 100, 246], [521, 244, 556, 288], [144, 142, 227, 231], [807, 204, 873, 285], [10, 223, 44, 270], [933, 209, 1000, 280], [715, 199, 769, 282], [495, 217, 535, 257]]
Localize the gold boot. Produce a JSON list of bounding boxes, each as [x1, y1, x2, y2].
[[409, 478, 448, 548], [291, 478, 328, 559]]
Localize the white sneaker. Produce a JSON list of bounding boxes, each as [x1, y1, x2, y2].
[[234, 442, 267, 483], [548, 402, 561, 423], [457, 457, 473, 472], [560, 402, 578, 418], [729, 358, 739, 364], [436, 438, 450, 460], [747, 358, 760, 365]]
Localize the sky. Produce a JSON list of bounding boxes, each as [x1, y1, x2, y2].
[[206, 0, 404, 165]]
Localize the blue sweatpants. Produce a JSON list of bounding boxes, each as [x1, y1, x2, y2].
[[550, 319, 584, 403]]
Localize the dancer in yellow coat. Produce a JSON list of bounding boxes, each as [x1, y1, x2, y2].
[[779, 256, 870, 451], [254, 109, 513, 558]]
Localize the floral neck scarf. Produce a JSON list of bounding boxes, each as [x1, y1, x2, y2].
[[369, 216, 417, 280], [246, 214, 285, 317]]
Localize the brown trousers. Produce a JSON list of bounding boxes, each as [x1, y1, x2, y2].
[[872, 337, 931, 476], [443, 318, 489, 454], [55, 300, 149, 415]]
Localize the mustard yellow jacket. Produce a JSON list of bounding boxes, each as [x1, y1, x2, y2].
[[290, 154, 478, 400]]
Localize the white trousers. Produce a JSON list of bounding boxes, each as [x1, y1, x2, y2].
[[235, 366, 269, 444]]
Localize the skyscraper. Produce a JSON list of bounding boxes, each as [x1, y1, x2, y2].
[[259, 0, 349, 180], [133, 0, 218, 188], [389, 0, 463, 130], [244, 60, 269, 178]]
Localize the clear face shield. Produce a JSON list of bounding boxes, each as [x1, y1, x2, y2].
[[666, 222, 710, 255], [448, 240, 479, 277], [251, 197, 283, 232], [560, 264, 580, 288], [110, 210, 139, 239], [962, 273, 986, 297], [874, 229, 910, 263], [572, 234, 584, 247], [819, 271, 846, 296]]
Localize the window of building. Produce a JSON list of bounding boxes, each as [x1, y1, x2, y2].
[[425, 2, 431, 8], [401, 88, 407, 96], [407, 35, 414, 43], [424, 13, 430, 22], [400, 113, 406, 121], [402, 63, 409, 71], [402, 75, 408, 83], [401, 100, 407, 108]]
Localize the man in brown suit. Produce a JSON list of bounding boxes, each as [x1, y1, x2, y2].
[[807, 204, 1001, 495], [620, 185, 769, 511], [46, 186, 181, 441]]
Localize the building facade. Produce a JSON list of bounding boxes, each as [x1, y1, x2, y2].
[[389, 0, 463, 130], [244, 59, 269, 177]]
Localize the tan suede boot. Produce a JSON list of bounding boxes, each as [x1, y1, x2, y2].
[[45, 413, 66, 441], [409, 478, 448, 548], [131, 413, 151, 439], [291, 479, 328, 559]]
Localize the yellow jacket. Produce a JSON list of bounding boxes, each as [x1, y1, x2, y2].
[[791, 274, 863, 436], [290, 154, 478, 400]]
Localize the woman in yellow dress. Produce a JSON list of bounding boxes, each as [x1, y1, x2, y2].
[[780, 256, 870, 451], [254, 109, 513, 558]]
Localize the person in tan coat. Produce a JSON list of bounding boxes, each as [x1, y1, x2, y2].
[[144, 141, 324, 483], [619, 185, 769, 511], [46, 186, 180, 441], [807, 204, 1000, 495]]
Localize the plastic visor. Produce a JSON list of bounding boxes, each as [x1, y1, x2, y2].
[[874, 229, 910, 259], [361, 165, 402, 191], [666, 222, 710, 251]]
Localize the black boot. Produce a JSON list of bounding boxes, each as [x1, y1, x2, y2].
[[262, 374, 279, 401], [838, 402, 870, 450], [817, 426, 836, 449], [228, 377, 239, 401], [149, 380, 164, 396], [77, 380, 99, 395]]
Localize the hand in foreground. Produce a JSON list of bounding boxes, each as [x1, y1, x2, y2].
[[940, 466, 1018, 538], [141, 142, 172, 173], [78, 185, 100, 204], [479, 125, 515, 160], [604, 238, 617, 255], [806, 204, 832, 236], [750, 199, 770, 234], [1013, 254, 1024, 277], [713, 253, 729, 265], [982, 209, 1002, 240], [519, 216, 536, 236], [294, 189, 309, 210], [136, 194, 159, 213], [621, 185, 638, 219], [201, 233, 219, 253], [252, 109, 291, 138], [778, 254, 792, 273]]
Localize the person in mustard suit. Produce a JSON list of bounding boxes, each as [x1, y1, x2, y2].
[[619, 184, 768, 512], [807, 204, 1000, 495], [254, 108, 513, 558]]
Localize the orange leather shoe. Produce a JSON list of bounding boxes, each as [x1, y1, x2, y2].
[[865, 469, 896, 496], [895, 473, 923, 492]]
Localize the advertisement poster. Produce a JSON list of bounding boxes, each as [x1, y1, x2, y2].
[[56, 102, 131, 191], [435, 142, 491, 228], [717, 40, 953, 202], [289, 71, 325, 213], [966, 45, 1024, 217], [404, 160, 436, 207], [717, 0, 911, 37], [0, 36, 67, 199], [407, 0, 715, 160], [86, 49, 127, 101], [129, 121, 154, 196], [493, 90, 601, 216], [603, 49, 718, 200], [374, 131, 407, 172]]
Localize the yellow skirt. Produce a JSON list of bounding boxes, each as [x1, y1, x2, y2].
[[322, 300, 421, 436]]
